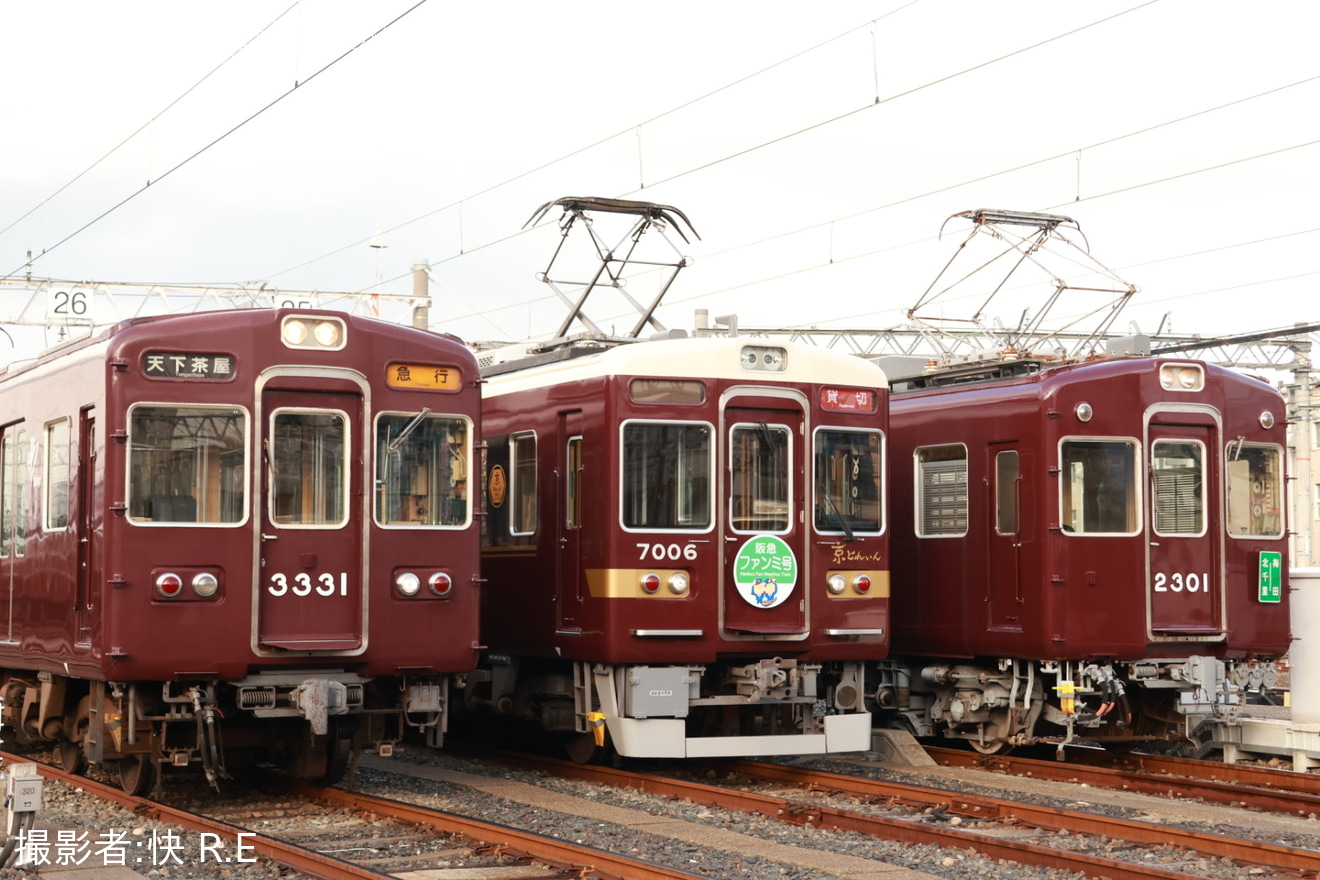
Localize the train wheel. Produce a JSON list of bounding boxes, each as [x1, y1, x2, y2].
[[57, 739, 85, 775], [562, 731, 600, 764], [59, 696, 91, 774], [968, 737, 1013, 755], [322, 720, 354, 787], [967, 709, 1014, 755], [117, 754, 155, 796]]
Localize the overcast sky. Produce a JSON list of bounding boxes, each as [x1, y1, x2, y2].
[[1, 1, 1316, 357]]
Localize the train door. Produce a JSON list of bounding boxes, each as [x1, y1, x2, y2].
[[75, 408, 95, 646], [0, 425, 24, 643], [257, 387, 365, 652], [1146, 417, 1224, 637], [988, 444, 1023, 631], [556, 411, 584, 630], [722, 395, 807, 636]]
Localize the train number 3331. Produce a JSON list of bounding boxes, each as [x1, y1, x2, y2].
[[267, 572, 349, 597], [1153, 572, 1210, 593]]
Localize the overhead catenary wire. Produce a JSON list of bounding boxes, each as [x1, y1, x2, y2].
[[1, 0, 432, 282], [0, 2, 303, 244]]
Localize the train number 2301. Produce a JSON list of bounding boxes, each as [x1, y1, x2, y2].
[[1153, 571, 1210, 593], [637, 542, 699, 562], [268, 572, 349, 597]]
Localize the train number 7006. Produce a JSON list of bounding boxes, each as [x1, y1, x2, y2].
[[637, 543, 699, 562]]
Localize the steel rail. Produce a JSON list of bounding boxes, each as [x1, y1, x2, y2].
[[2, 752, 385, 880], [928, 746, 1320, 815], [471, 749, 1306, 880], [7, 752, 701, 880], [285, 778, 700, 880]]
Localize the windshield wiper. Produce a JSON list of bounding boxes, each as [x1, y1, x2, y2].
[[388, 408, 432, 452]]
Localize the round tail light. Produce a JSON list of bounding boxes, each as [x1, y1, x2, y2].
[[429, 572, 453, 597], [155, 573, 184, 599], [641, 573, 661, 594], [853, 575, 872, 595]]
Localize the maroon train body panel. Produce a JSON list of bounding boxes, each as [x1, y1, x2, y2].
[[0, 309, 480, 789], [877, 356, 1289, 752]]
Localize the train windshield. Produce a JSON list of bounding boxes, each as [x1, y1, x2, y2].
[[621, 421, 712, 530], [1226, 443, 1283, 537], [814, 428, 883, 535], [374, 413, 471, 527], [127, 405, 247, 524], [1060, 439, 1139, 535]]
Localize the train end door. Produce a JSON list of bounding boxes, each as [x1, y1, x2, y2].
[[721, 397, 807, 637], [256, 384, 365, 653], [1146, 415, 1224, 640]]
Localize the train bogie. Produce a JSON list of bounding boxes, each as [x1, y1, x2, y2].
[[471, 337, 888, 758], [0, 309, 481, 790], [878, 356, 1289, 752]]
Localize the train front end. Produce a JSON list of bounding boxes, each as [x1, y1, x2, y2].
[[476, 337, 888, 759], [91, 309, 480, 789]]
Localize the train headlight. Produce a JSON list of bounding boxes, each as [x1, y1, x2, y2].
[[395, 572, 421, 597], [853, 574, 872, 595], [155, 572, 184, 599], [641, 573, 661, 594], [740, 344, 788, 372], [1159, 363, 1204, 391], [827, 574, 847, 595], [282, 319, 309, 346], [1075, 402, 1093, 422], [281, 316, 347, 351], [1260, 410, 1276, 430], [313, 320, 343, 347], [667, 572, 689, 595], [191, 572, 219, 598], [428, 572, 453, 597]]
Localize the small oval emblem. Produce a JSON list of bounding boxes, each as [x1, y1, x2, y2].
[[488, 464, 507, 508]]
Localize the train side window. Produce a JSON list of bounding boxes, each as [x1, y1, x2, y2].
[[813, 427, 883, 535], [566, 436, 583, 529], [1152, 440, 1205, 536], [915, 444, 967, 537], [1059, 439, 1139, 535], [44, 419, 70, 531], [1226, 443, 1283, 538], [375, 413, 471, 528], [621, 421, 712, 531], [995, 450, 1019, 535], [128, 405, 247, 525], [510, 432, 537, 535], [1, 428, 26, 556]]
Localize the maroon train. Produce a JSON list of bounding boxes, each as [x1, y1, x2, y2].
[[468, 335, 887, 759], [874, 354, 1290, 753], [0, 309, 480, 792]]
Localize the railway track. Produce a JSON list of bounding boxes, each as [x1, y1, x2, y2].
[[927, 746, 1320, 816], [3, 752, 704, 880], [13, 742, 1320, 880], [441, 747, 1320, 880]]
